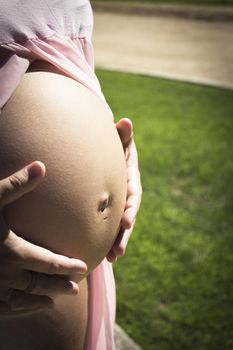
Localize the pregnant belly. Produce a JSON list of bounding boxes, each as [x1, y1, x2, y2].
[[0, 63, 127, 276]]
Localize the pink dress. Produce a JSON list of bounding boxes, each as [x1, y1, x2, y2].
[[0, 1, 116, 349]]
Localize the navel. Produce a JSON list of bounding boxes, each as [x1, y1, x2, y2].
[[98, 193, 113, 218]]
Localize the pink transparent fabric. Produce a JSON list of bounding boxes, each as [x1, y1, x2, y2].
[[0, 29, 116, 350], [0, 34, 105, 108]]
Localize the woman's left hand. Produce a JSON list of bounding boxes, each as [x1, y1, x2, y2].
[[107, 118, 142, 262]]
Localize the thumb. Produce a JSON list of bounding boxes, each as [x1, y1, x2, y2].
[[0, 161, 46, 208]]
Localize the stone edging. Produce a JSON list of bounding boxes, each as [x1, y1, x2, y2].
[[114, 323, 143, 350], [92, 1, 233, 22]]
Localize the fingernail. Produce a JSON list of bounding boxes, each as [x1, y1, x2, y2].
[[78, 266, 87, 274]]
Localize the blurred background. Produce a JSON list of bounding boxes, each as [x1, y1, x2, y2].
[[92, 1, 233, 349]]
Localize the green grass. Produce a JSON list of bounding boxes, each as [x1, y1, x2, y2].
[[96, 70, 233, 350], [92, 0, 233, 6]]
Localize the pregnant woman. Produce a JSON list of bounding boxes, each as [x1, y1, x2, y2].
[[0, 1, 142, 349]]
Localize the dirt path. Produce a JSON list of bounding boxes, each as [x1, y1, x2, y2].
[[92, 11, 233, 89]]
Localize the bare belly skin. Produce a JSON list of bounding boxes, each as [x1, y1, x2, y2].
[[0, 62, 127, 349], [0, 62, 127, 275]]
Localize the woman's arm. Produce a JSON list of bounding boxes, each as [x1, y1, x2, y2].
[[0, 161, 87, 316]]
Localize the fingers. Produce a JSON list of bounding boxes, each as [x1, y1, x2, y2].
[[106, 227, 125, 262], [122, 162, 142, 230], [13, 270, 79, 296], [0, 161, 87, 316], [117, 123, 141, 230], [125, 138, 139, 167], [121, 183, 141, 230], [0, 230, 85, 315], [0, 223, 87, 317], [0, 263, 79, 301], [5, 291, 53, 313], [0, 161, 46, 208], [106, 226, 134, 262], [0, 281, 54, 315], [4, 231, 87, 276], [108, 122, 142, 262], [0, 230, 87, 315], [106, 249, 117, 263], [115, 226, 133, 256]]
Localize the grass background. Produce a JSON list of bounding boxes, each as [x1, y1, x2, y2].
[[96, 70, 233, 350], [92, 0, 233, 6]]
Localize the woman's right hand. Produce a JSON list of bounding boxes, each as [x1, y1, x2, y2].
[[0, 161, 87, 316]]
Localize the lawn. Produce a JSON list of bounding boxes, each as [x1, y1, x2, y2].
[[92, 0, 233, 6], [96, 70, 233, 350]]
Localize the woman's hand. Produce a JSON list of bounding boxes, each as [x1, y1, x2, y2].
[[0, 161, 87, 316], [107, 118, 142, 262]]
